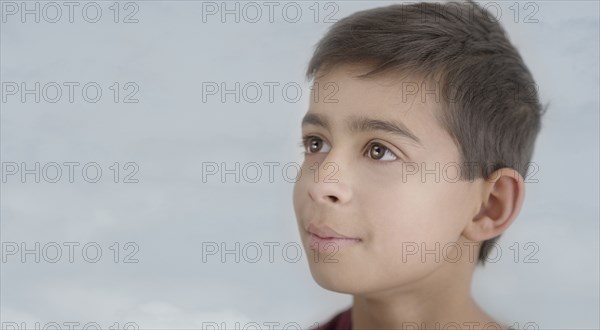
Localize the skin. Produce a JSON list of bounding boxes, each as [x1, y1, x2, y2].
[[292, 64, 525, 330]]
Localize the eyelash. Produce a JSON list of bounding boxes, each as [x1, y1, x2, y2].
[[299, 134, 402, 162]]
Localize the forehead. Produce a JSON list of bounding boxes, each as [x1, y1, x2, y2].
[[307, 64, 455, 154]]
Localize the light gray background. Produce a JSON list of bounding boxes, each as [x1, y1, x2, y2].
[[1, 0, 598, 329]]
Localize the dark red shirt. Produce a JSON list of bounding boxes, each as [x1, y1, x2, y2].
[[316, 308, 352, 330]]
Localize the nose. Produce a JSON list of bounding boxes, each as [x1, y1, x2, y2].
[[307, 161, 352, 205]]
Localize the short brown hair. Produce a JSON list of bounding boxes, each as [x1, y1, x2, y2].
[[306, 1, 546, 265]]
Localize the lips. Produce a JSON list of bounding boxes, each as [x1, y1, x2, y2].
[[306, 223, 361, 240]]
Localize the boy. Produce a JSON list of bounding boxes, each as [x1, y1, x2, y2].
[[293, 1, 544, 329]]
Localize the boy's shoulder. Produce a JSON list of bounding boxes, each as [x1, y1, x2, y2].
[[315, 308, 352, 330]]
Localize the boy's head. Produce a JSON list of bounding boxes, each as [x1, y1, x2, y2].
[[293, 1, 544, 293]]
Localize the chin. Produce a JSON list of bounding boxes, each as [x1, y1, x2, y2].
[[306, 259, 366, 294], [311, 270, 358, 293]]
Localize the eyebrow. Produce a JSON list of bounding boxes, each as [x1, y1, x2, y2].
[[301, 113, 423, 147]]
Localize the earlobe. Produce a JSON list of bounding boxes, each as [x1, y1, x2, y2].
[[462, 168, 525, 242]]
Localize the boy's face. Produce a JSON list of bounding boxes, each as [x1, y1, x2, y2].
[[293, 64, 483, 294]]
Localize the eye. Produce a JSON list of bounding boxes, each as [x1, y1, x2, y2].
[[365, 142, 399, 161], [300, 135, 331, 154]]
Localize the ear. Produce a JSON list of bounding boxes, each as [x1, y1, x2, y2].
[[462, 168, 526, 242]]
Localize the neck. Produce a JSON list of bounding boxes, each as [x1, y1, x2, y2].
[[350, 251, 506, 330]]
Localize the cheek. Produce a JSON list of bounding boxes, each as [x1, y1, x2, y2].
[[292, 176, 307, 221], [356, 183, 467, 287], [365, 181, 466, 255], [292, 164, 318, 223]]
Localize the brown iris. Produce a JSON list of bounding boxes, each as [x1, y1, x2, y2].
[[308, 137, 322, 153], [368, 143, 387, 160]]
